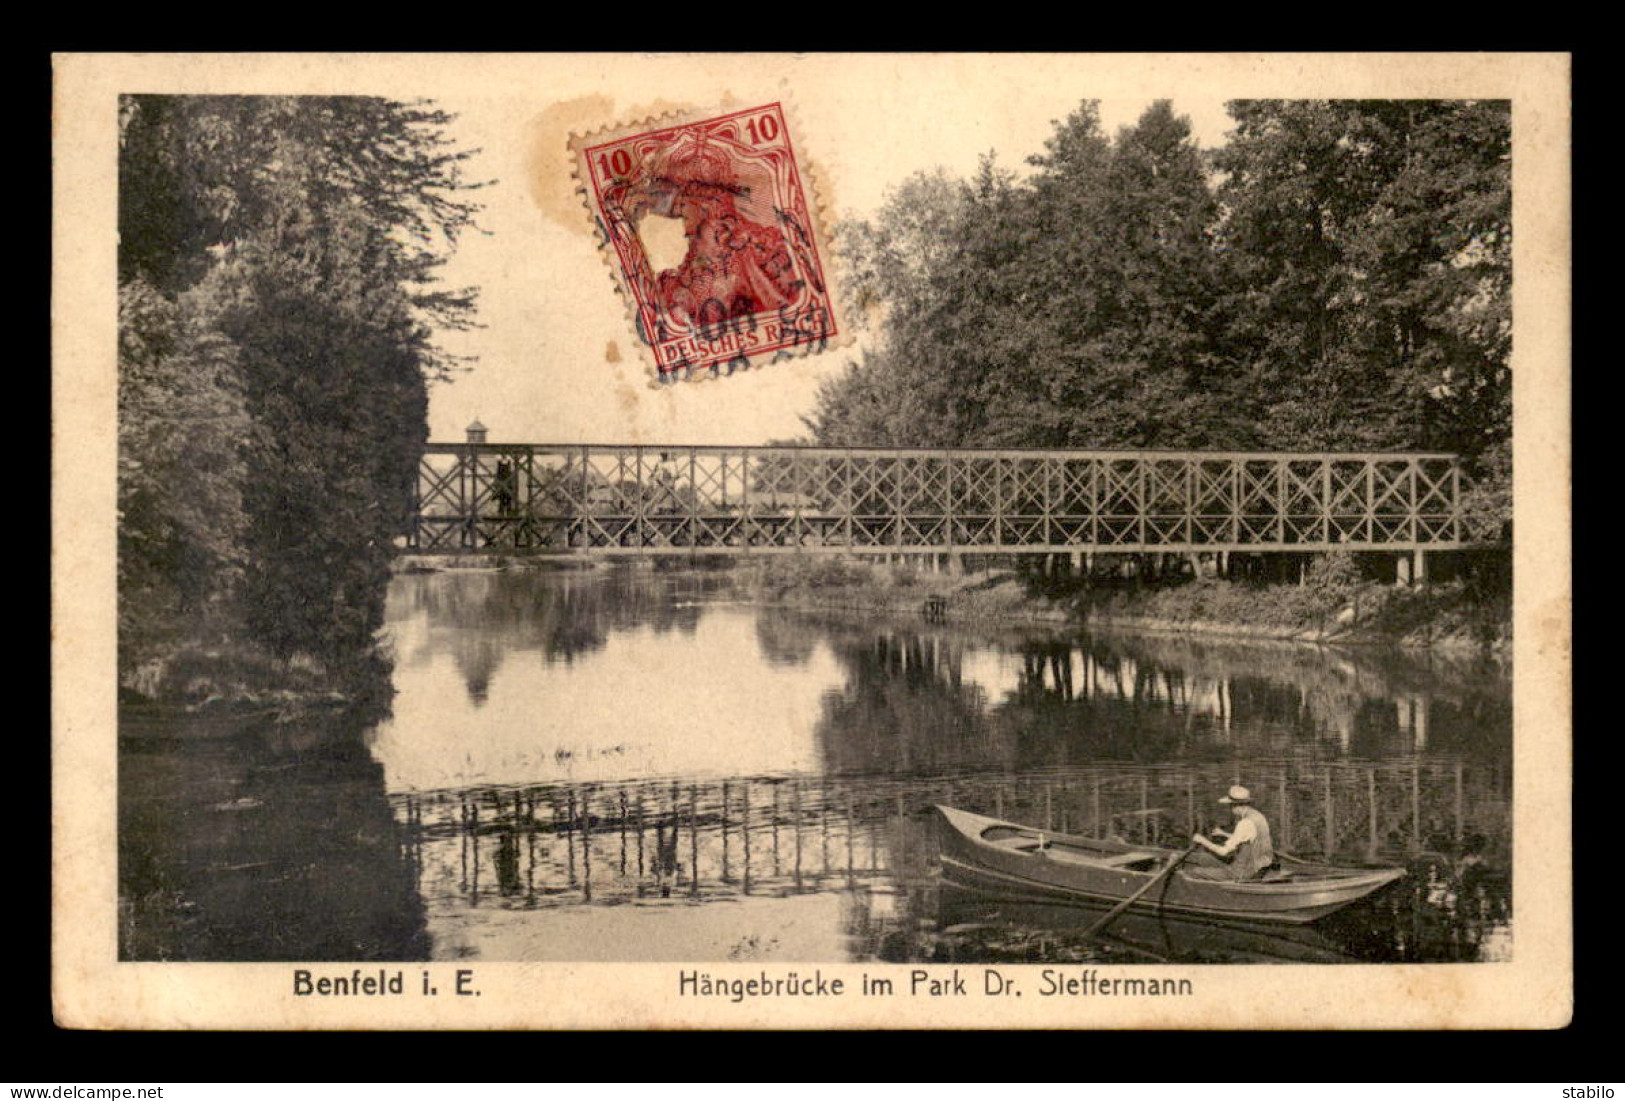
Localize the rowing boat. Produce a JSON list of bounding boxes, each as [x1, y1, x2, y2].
[[935, 883, 1366, 962], [935, 805, 1405, 926]]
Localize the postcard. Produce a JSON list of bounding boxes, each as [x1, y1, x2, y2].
[[53, 52, 1571, 1029]]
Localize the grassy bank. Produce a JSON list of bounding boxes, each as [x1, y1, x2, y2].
[[119, 635, 395, 724], [392, 553, 606, 573], [750, 556, 1074, 627], [1078, 575, 1510, 651], [748, 554, 1511, 654]]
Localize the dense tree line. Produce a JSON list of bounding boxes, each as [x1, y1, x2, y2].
[[811, 100, 1511, 526], [118, 96, 482, 691]]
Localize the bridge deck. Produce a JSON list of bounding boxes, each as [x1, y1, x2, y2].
[[406, 444, 1479, 556]]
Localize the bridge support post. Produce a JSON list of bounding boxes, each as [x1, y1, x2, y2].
[[1396, 552, 1414, 586], [946, 552, 963, 577], [1413, 549, 1427, 586]]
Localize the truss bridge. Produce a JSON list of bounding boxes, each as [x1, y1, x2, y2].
[[406, 435, 1480, 568]]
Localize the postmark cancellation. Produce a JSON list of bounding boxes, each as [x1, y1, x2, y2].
[[571, 102, 844, 384]]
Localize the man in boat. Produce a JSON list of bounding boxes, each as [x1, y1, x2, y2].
[[1186, 785, 1276, 881]]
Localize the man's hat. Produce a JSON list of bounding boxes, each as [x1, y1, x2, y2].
[[1218, 785, 1252, 805]]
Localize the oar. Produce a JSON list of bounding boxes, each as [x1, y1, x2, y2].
[[1081, 842, 1199, 939]]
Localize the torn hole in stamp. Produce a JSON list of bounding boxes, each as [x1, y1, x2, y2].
[[571, 102, 848, 385]]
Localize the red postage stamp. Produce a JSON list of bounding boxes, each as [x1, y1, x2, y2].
[[572, 103, 843, 382]]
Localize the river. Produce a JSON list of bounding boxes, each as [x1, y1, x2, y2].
[[119, 565, 1513, 965]]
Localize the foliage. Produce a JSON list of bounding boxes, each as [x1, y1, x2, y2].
[[117, 95, 483, 693], [205, 205, 432, 665], [1212, 101, 1511, 459], [1083, 571, 1508, 650], [1304, 548, 1360, 593], [1457, 437, 1513, 544], [118, 95, 484, 377], [755, 555, 875, 597], [117, 278, 252, 668], [812, 161, 1024, 447], [1088, 575, 1336, 634], [811, 99, 1511, 530]]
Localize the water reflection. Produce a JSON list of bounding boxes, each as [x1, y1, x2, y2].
[[391, 567, 719, 684], [370, 567, 1513, 963], [119, 567, 1512, 962], [391, 758, 1510, 963], [372, 571, 836, 788], [810, 619, 1510, 772], [119, 708, 427, 961]]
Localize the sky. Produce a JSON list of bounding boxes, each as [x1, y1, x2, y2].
[[419, 58, 1236, 448]]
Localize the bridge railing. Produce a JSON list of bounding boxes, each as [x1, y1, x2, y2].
[[405, 444, 1474, 555]]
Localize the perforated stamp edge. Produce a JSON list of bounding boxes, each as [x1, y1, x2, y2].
[[568, 97, 850, 388]]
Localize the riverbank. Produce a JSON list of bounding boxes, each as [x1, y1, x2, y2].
[[751, 556, 1072, 627], [121, 556, 1513, 965], [119, 558, 603, 716], [393, 553, 605, 574], [118, 638, 396, 726], [746, 556, 1511, 655], [1079, 577, 1510, 652], [125, 550, 1506, 718]]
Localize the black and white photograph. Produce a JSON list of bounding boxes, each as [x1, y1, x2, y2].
[[52, 52, 1571, 1029]]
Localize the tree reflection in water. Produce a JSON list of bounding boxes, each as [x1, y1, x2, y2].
[[120, 705, 428, 961], [372, 568, 1512, 962], [124, 569, 1515, 963], [389, 568, 716, 705], [393, 760, 1510, 963], [803, 612, 1511, 774]]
